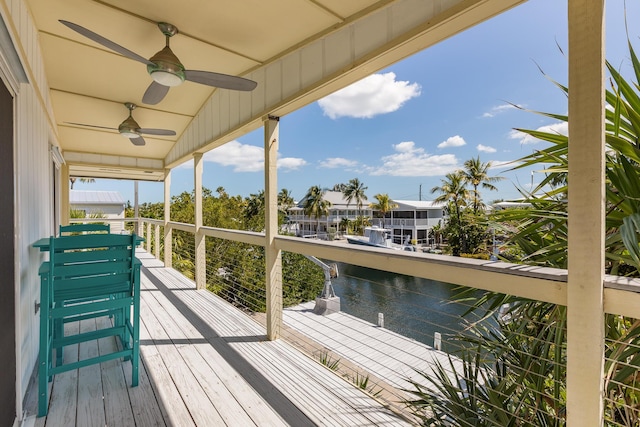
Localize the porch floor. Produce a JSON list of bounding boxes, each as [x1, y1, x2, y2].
[[24, 250, 412, 426]]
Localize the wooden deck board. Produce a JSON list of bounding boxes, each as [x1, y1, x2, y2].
[[97, 317, 136, 427], [139, 285, 246, 427], [45, 323, 79, 427], [140, 274, 288, 426], [283, 301, 464, 393], [76, 318, 106, 427], [141, 262, 409, 426], [25, 250, 414, 426]]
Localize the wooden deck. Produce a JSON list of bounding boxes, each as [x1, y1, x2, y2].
[[283, 302, 463, 394], [24, 251, 413, 426]]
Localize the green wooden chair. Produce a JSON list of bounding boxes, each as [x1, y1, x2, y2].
[[59, 223, 110, 235], [37, 233, 141, 417]]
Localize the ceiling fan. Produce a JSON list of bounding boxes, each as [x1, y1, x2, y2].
[[65, 102, 176, 146], [59, 20, 258, 105]]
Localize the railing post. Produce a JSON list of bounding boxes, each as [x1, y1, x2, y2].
[[146, 222, 151, 253], [154, 224, 160, 259], [567, 1, 605, 425], [164, 168, 172, 268], [264, 115, 282, 340], [194, 153, 206, 290]]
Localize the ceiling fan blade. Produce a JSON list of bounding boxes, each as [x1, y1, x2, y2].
[[142, 81, 170, 105], [185, 70, 257, 91], [139, 128, 176, 136], [130, 136, 146, 146], [59, 20, 153, 66], [64, 122, 118, 131]]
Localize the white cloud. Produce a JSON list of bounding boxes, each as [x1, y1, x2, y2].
[[174, 140, 307, 172], [437, 135, 466, 149], [278, 157, 307, 170], [482, 104, 517, 118], [317, 72, 421, 119], [369, 141, 460, 176], [477, 144, 497, 153], [319, 157, 359, 169], [509, 122, 568, 145], [489, 160, 518, 169], [204, 141, 264, 171]]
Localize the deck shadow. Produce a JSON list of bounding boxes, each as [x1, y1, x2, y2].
[[141, 266, 316, 426]]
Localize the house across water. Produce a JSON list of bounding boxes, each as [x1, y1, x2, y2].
[[286, 191, 445, 245], [376, 200, 446, 245]]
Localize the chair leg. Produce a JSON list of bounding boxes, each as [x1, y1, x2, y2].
[[38, 279, 51, 417], [131, 269, 140, 387], [54, 317, 63, 366]]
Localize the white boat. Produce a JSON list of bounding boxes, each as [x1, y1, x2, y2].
[[345, 226, 416, 251]]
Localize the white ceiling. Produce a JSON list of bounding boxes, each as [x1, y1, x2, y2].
[[26, 0, 525, 181]]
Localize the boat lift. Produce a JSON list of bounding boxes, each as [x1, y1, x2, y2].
[[305, 256, 341, 315]]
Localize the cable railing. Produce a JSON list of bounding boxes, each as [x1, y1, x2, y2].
[[135, 216, 640, 426], [604, 315, 640, 426], [205, 236, 266, 313]]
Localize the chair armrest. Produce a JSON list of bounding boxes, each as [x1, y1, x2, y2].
[[38, 261, 50, 276]]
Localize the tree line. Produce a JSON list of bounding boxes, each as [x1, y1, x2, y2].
[[126, 186, 324, 311]]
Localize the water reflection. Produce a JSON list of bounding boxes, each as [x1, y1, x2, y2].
[[330, 262, 486, 353]]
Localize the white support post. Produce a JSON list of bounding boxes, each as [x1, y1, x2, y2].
[[164, 168, 172, 268], [264, 115, 282, 340], [154, 224, 160, 259], [194, 153, 206, 290], [146, 222, 151, 253], [567, 1, 605, 425], [61, 163, 70, 227], [135, 180, 141, 236]]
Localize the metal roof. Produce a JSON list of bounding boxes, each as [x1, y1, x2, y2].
[[69, 190, 126, 205], [393, 200, 446, 210]]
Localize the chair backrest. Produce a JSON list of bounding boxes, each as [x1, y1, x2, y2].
[[47, 233, 138, 302], [59, 223, 110, 235]]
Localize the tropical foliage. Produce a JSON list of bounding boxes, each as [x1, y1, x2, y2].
[[430, 160, 500, 256], [405, 34, 640, 427], [369, 193, 398, 218], [461, 156, 505, 215], [129, 187, 325, 312], [343, 178, 368, 233], [302, 185, 332, 236]]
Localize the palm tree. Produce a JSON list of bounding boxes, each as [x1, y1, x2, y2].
[[302, 185, 331, 236], [331, 183, 347, 192], [430, 171, 469, 224], [369, 193, 398, 227], [339, 217, 350, 234], [278, 188, 295, 214], [215, 186, 228, 198], [407, 38, 640, 426], [69, 177, 95, 189], [343, 178, 368, 233], [461, 156, 504, 214]]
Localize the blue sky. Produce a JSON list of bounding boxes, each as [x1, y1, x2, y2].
[[75, 0, 640, 205]]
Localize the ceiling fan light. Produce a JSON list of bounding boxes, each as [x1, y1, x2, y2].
[[151, 70, 183, 87], [120, 130, 139, 138]]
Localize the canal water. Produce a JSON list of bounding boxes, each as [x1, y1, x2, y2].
[[329, 262, 488, 353]]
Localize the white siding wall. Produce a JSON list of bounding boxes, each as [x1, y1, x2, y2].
[[72, 203, 126, 233], [3, 0, 56, 411]]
